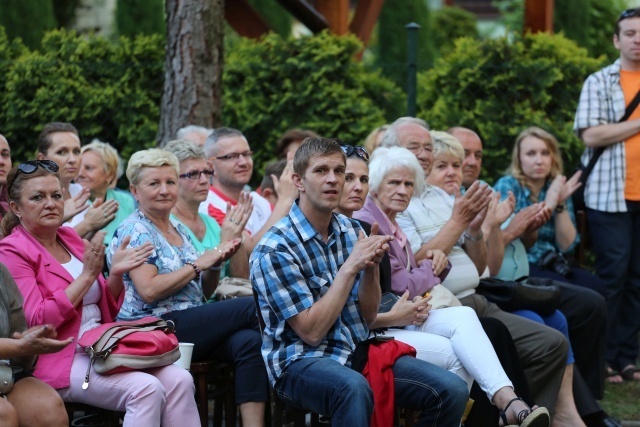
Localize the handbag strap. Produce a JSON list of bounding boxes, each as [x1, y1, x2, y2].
[[88, 321, 174, 357], [581, 88, 640, 184], [404, 244, 411, 272]]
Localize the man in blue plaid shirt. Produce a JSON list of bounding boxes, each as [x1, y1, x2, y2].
[[250, 137, 468, 426], [574, 7, 640, 382]]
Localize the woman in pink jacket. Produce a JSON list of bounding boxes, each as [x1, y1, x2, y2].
[[0, 160, 200, 427]]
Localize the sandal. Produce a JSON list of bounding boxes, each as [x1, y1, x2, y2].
[[620, 365, 640, 382], [499, 397, 550, 427], [606, 365, 624, 384]]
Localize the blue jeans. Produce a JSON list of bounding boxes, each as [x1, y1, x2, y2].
[[274, 356, 468, 426], [588, 204, 640, 370]]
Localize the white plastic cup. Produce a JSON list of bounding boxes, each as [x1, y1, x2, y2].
[[174, 342, 194, 370]]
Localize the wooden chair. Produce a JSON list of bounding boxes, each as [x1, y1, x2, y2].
[[252, 292, 323, 427], [65, 402, 123, 427], [190, 359, 236, 427]]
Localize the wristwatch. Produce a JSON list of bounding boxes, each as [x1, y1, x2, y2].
[[555, 204, 566, 213]]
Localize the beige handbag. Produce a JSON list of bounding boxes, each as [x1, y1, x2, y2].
[[404, 245, 461, 310], [213, 277, 253, 300]]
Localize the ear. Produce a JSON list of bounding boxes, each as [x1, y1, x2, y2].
[[9, 201, 21, 218], [36, 152, 45, 161], [614, 34, 621, 50], [106, 171, 116, 187], [129, 183, 139, 201], [261, 188, 277, 205], [292, 173, 305, 193]]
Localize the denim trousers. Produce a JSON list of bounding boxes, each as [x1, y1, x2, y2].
[[274, 356, 468, 427]]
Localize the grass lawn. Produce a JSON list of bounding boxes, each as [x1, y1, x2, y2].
[[600, 379, 640, 421]]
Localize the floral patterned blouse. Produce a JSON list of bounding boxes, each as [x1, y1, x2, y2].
[[108, 210, 203, 321]]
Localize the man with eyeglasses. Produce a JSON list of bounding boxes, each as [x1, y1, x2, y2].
[[574, 7, 640, 383], [201, 127, 298, 253]]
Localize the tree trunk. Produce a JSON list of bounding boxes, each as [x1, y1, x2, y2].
[[157, 0, 224, 146]]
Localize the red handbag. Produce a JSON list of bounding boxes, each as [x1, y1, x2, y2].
[[77, 317, 180, 389]]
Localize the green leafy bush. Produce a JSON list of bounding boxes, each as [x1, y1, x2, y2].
[[222, 31, 405, 182], [0, 28, 164, 163], [418, 32, 606, 184], [430, 6, 479, 59]]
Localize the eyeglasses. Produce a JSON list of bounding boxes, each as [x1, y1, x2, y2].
[[618, 8, 640, 22], [340, 145, 370, 161], [17, 160, 59, 174], [179, 169, 214, 180], [211, 151, 253, 162]]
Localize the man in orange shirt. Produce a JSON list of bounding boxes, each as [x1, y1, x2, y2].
[[574, 7, 640, 383]]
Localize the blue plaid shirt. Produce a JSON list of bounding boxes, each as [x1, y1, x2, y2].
[[494, 175, 579, 264], [250, 201, 369, 385]]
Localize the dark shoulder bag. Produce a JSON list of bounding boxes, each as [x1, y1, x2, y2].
[[573, 89, 640, 211]]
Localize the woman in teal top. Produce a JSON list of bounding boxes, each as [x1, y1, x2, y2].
[[73, 140, 136, 245], [164, 139, 251, 280], [494, 127, 605, 297]]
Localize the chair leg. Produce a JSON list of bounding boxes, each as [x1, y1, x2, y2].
[[196, 373, 209, 427]]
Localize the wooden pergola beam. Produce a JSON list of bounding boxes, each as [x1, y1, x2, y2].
[[316, 0, 349, 35], [275, 0, 329, 33], [523, 0, 554, 34], [350, 0, 385, 48], [225, 0, 271, 39]]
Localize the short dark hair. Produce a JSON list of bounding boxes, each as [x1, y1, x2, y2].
[[275, 129, 319, 159], [38, 122, 79, 155], [260, 159, 288, 192], [616, 8, 640, 36], [293, 137, 345, 176], [204, 127, 245, 158]]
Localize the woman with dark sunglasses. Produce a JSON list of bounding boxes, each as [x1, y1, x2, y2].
[[164, 140, 252, 279], [0, 161, 202, 426]]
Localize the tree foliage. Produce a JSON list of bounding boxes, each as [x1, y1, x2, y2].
[[418, 32, 606, 184], [0, 0, 57, 50], [494, 0, 627, 60], [376, 0, 435, 89], [223, 31, 405, 182], [246, 0, 292, 37], [115, 0, 166, 40], [0, 29, 164, 162]]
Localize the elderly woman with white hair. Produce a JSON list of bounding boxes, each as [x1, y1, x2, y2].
[[352, 146, 549, 427], [107, 149, 268, 427]]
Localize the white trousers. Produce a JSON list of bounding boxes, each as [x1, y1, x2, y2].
[[386, 306, 512, 401]]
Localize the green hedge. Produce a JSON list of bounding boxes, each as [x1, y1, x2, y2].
[[222, 31, 405, 183], [0, 28, 164, 163], [0, 28, 404, 187], [417, 32, 606, 184]]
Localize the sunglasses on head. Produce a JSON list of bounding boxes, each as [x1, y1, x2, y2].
[[340, 145, 370, 162], [619, 8, 640, 22], [17, 160, 59, 174]]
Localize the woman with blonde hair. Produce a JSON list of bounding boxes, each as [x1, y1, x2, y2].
[[71, 141, 136, 244], [362, 124, 389, 154], [494, 127, 605, 296], [109, 149, 268, 426]]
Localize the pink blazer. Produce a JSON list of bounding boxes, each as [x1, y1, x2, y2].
[[0, 225, 122, 389]]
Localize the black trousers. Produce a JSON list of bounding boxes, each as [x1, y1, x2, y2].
[[162, 298, 269, 404], [465, 317, 533, 427]]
